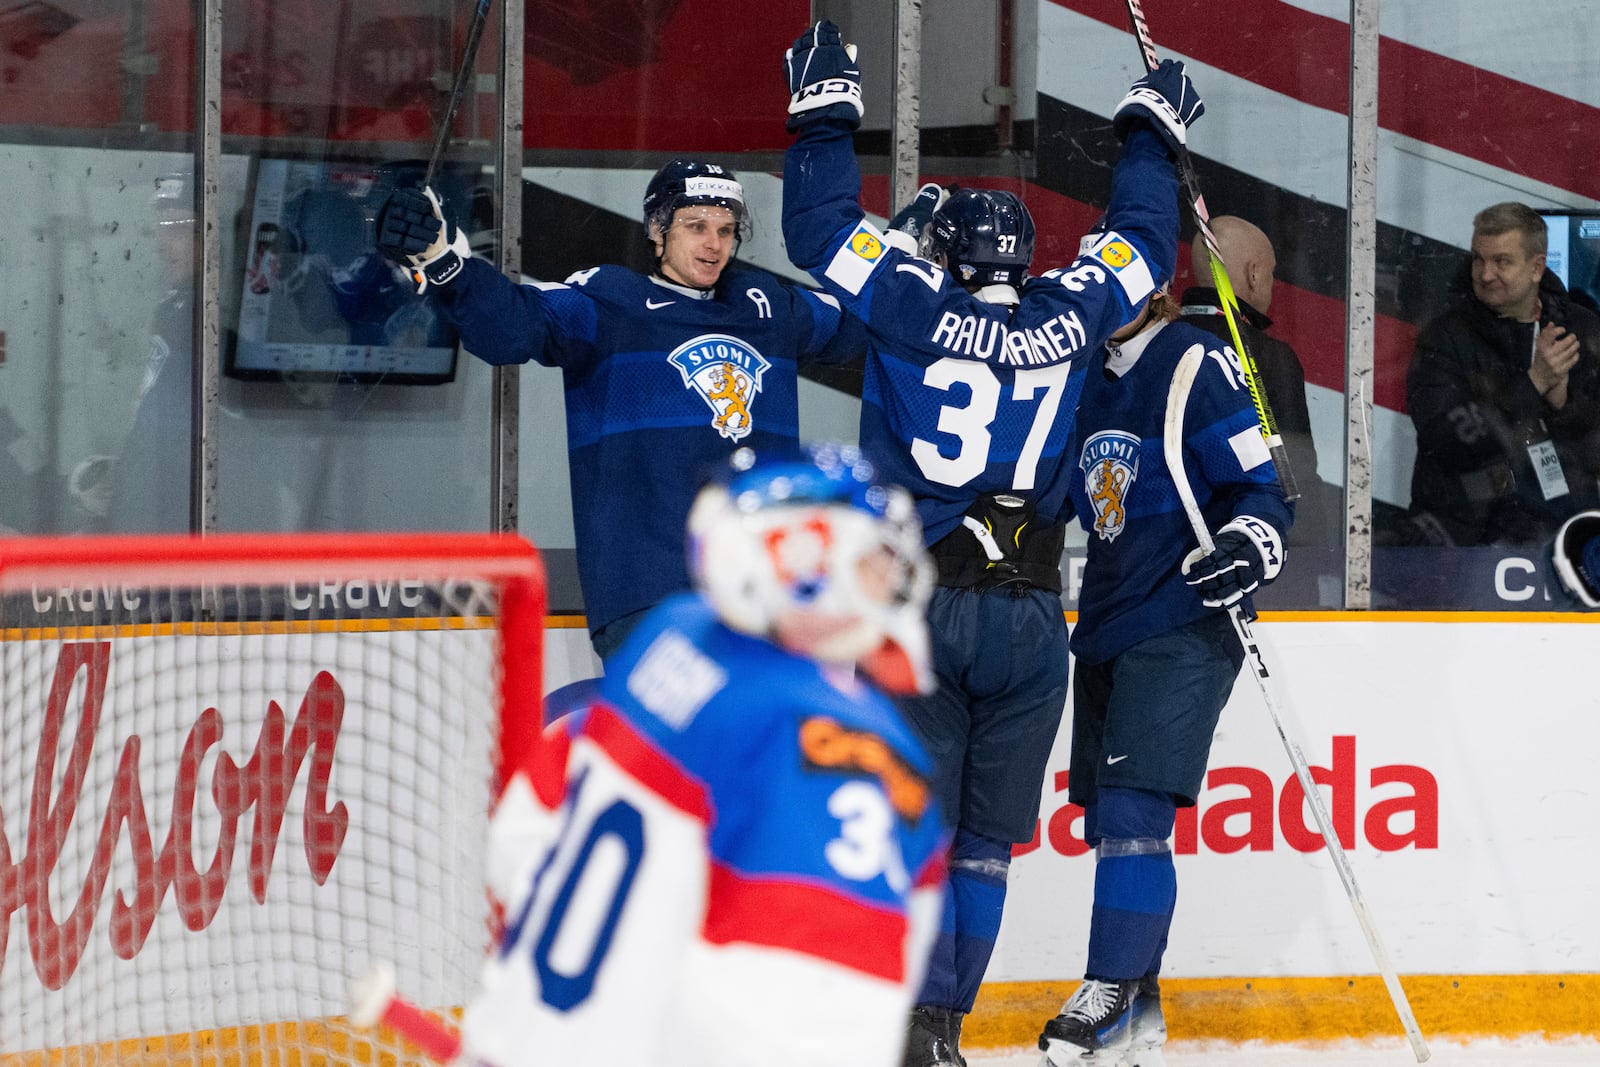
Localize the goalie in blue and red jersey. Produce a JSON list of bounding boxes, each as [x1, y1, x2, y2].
[[454, 442, 948, 1067]]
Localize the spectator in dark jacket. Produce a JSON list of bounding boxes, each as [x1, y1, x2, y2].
[[1180, 215, 1338, 547], [1406, 201, 1600, 546]]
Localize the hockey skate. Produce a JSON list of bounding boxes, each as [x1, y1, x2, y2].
[[1121, 974, 1167, 1067], [903, 1005, 966, 1067], [1036, 978, 1136, 1066]]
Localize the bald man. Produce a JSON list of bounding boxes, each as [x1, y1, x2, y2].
[[1180, 216, 1336, 549]]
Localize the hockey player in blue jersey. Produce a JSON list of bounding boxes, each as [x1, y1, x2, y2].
[[373, 161, 865, 660], [455, 442, 949, 1067], [779, 19, 1204, 1067], [1036, 279, 1293, 1066]]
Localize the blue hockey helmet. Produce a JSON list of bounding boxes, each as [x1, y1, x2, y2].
[[922, 187, 1036, 287], [687, 443, 934, 693], [642, 159, 750, 239]]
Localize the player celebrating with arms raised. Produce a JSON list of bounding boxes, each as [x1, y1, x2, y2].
[[779, 20, 1202, 1066], [374, 162, 865, 661]]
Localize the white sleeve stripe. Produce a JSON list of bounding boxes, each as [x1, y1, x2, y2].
[[1228, 425, 1272, 471], [882, 228, 918, 255]]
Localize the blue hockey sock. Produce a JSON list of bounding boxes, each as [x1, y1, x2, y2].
[[1084, 788, 1177, 980], [917, 827, 1011, 1012]]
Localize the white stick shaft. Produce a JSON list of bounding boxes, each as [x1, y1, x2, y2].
[[1162, 348, 1430, 1063]]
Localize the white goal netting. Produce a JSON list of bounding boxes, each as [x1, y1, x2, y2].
[[0, 534, 544, 1065]]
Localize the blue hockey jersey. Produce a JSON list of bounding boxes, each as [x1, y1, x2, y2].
[[460, 594, 948, 1067], [782, 119, 1180, 544], [431, 258, 864, 634], [1067, 319, 1294, 664]]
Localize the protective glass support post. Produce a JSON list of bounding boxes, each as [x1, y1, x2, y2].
[[120, 0, 148, 127], [995, 0, 1014, 154], [1343, 0, 1379, 609], [192, 0, 223, 536], [492, 0, 526, 534], [891, 0, 923, 217]]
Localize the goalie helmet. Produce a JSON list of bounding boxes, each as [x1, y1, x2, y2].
[[642, 159, 751, 240], [1552, 509, 1600, 609], [687, 443, 935, 694], [921, 187, 1036, 287]]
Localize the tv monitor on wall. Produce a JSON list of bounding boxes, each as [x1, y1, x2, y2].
[[1538, 210, 1600, 316], [226, 159, 486, 385]]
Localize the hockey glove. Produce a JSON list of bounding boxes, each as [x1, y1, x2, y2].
[[1181, 516, 1285, 609], [1113, 58, 1204, 156], [1552, 509, 1600, 609], [376, 186, 471, 294], [785, 20, 863, 132], [884, 182, 950, 253]]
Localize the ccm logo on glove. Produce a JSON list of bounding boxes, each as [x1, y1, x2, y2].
[[1180, 516, 1284, 609]]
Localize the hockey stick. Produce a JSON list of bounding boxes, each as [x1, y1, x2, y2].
[[350, 965, 463, 1063], [1162, 347, 1430, 1064], [1122, 0, 1299, 503], [423, 0, 494, 191]]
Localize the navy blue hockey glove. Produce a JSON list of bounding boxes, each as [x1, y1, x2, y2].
[[1113, 58, 1204, 156], [1181, 516, 1285, 609], [376, 186, 471, 294], [785, 20, 862, 132], [885, 182, 951, 251]]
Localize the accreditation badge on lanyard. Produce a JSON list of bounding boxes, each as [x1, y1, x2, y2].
[[1528, 322, 1571, 501], [1528, 437, 1570, 500]]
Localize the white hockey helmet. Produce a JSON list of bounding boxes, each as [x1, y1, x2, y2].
[[687, 443, 935, 694], [1552, 509, 1600, 609]]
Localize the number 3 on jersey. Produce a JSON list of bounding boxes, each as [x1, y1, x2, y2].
[[909, 358, 1073, 489]]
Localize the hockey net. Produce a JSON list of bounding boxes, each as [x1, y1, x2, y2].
[[0, 533, 545, 1066]]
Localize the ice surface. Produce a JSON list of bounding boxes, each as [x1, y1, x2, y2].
[[968, 1037, 1600, 1066]]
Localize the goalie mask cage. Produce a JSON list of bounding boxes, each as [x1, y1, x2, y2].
[[0, 533, 545, 1066]]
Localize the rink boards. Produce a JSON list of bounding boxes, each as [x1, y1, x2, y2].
[[554, 613, 1600, 1042], [3, 614, 1593, 1053]]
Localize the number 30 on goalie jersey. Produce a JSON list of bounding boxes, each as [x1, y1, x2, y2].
[[457, 596, 948, 1067]]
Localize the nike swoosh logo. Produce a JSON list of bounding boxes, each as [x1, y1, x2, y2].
[[1106, 754, 1130, 765], [645, 298, 674, 309]]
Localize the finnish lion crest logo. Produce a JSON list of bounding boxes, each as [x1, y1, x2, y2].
[[1080, 429, 1142, 542], [668, 334, 772, 441]]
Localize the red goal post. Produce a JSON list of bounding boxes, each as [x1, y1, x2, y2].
[[0, 532, 544, 1065]]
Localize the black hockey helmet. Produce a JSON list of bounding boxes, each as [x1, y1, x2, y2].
[[922, 187, 1036, 287], [1552, 509, 1600, 608], [642, 159, 750, 239]]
